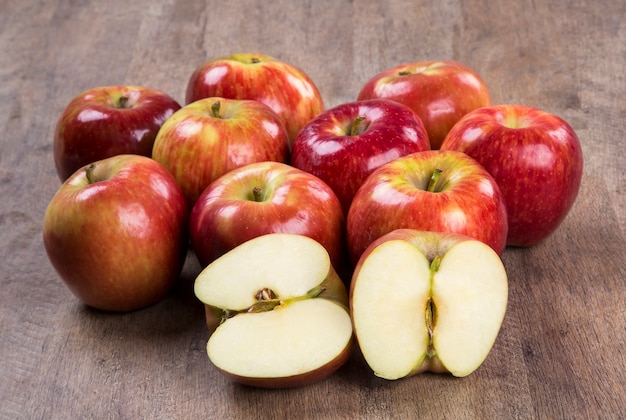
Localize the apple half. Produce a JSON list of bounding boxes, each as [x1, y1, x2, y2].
[[350, 229, 508, 379], [194, 233, 353, 388]]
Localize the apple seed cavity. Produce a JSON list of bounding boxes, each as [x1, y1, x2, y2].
[[425, 256, 441, 358], [220, 284, 328, 324]]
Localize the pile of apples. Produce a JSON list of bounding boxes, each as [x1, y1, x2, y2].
[[42, 53, 583, 388]]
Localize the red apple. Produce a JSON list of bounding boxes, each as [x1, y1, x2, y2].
[[189, 161, 346, 272], [440, 104, 583, 246], [346, 150, 508, 264], [53, 85, 181, 181], [151, 97, 289, 207], [42, 155, 188, 312], [185, 52, 324, 144], [290, 99, 430, 214], [357, 60, 491, 149]]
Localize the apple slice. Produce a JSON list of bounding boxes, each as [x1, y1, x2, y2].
[[350, 229, 508, 379], [194, 233, 353, 388]]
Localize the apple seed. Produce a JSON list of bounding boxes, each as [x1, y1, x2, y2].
[[255, 287, 278, 301]]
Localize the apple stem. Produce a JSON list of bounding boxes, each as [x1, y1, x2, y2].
[[349, 116, 368, 136], [211, 101, 222, 118], [251, 57, 261, 63], [118, 96, 130, 109], [85, 163, 97, 184], [252, 186, 264, 202], [426, 169, 443, 192]]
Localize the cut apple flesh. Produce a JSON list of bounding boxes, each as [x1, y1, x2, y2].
[[194, 233, 352, 387], [351, 238, 507, 379], [208, 299, 352, 380]]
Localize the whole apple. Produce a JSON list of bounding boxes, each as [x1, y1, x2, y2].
[[357, 60, 491, 149], [189, 161, 346, 272], [290, 99, 430, 214], [346, 150, 508, 264], [185, 52, 324, 144], [440, 104, 583, 246], [151, 97, 289, 207], [351, 229, 508, 379], [42, 154, 188, 312], [53, 85, 181, 181]]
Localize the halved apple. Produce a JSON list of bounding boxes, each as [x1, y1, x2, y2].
[[350, 229, 508, 379], [194, 233, 353, 388]]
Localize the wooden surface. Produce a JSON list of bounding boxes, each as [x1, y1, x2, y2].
[[1, 0, 624, 418]]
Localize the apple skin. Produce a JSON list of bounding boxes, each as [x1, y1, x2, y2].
[[346, 150, 508, 264], [290, 99, 430, 214], [440, 104, 584, 247], [53, 85, 181, 181], [356, 60, 491, 150], [151, 97, 290, 207], [190, 161, 346, 271], [185, 52, 324, 144], [42, 154, 188, 312]]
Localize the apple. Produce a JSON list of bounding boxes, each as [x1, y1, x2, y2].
[[53, 85, 181, 181], [185, 52, 324, 144], [346, 150, 508, 265], [350, 229, 508, 379], [440, 104, 584, 247], [151, 97, 289, 206], [290, 99, 430, 214], [189, 161, 346, 272], [42, 154, 188, 312], [194, 233, 353, 388], [356, 60, 491, 149]]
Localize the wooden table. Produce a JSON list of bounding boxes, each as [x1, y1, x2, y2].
[[1, 0, 624, 418]]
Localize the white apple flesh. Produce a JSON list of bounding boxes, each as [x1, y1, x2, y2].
[[194, 233, 353, 388], [350, 229, 508, 379]]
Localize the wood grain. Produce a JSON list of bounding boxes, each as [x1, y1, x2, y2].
[[1, 0, 624, 418]]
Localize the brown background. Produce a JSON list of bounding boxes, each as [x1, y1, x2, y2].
[[1, 0, 624, 418]]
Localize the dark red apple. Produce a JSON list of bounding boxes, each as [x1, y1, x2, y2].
[[290, 99, 430, 214], [53, 85, 181, 181]]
